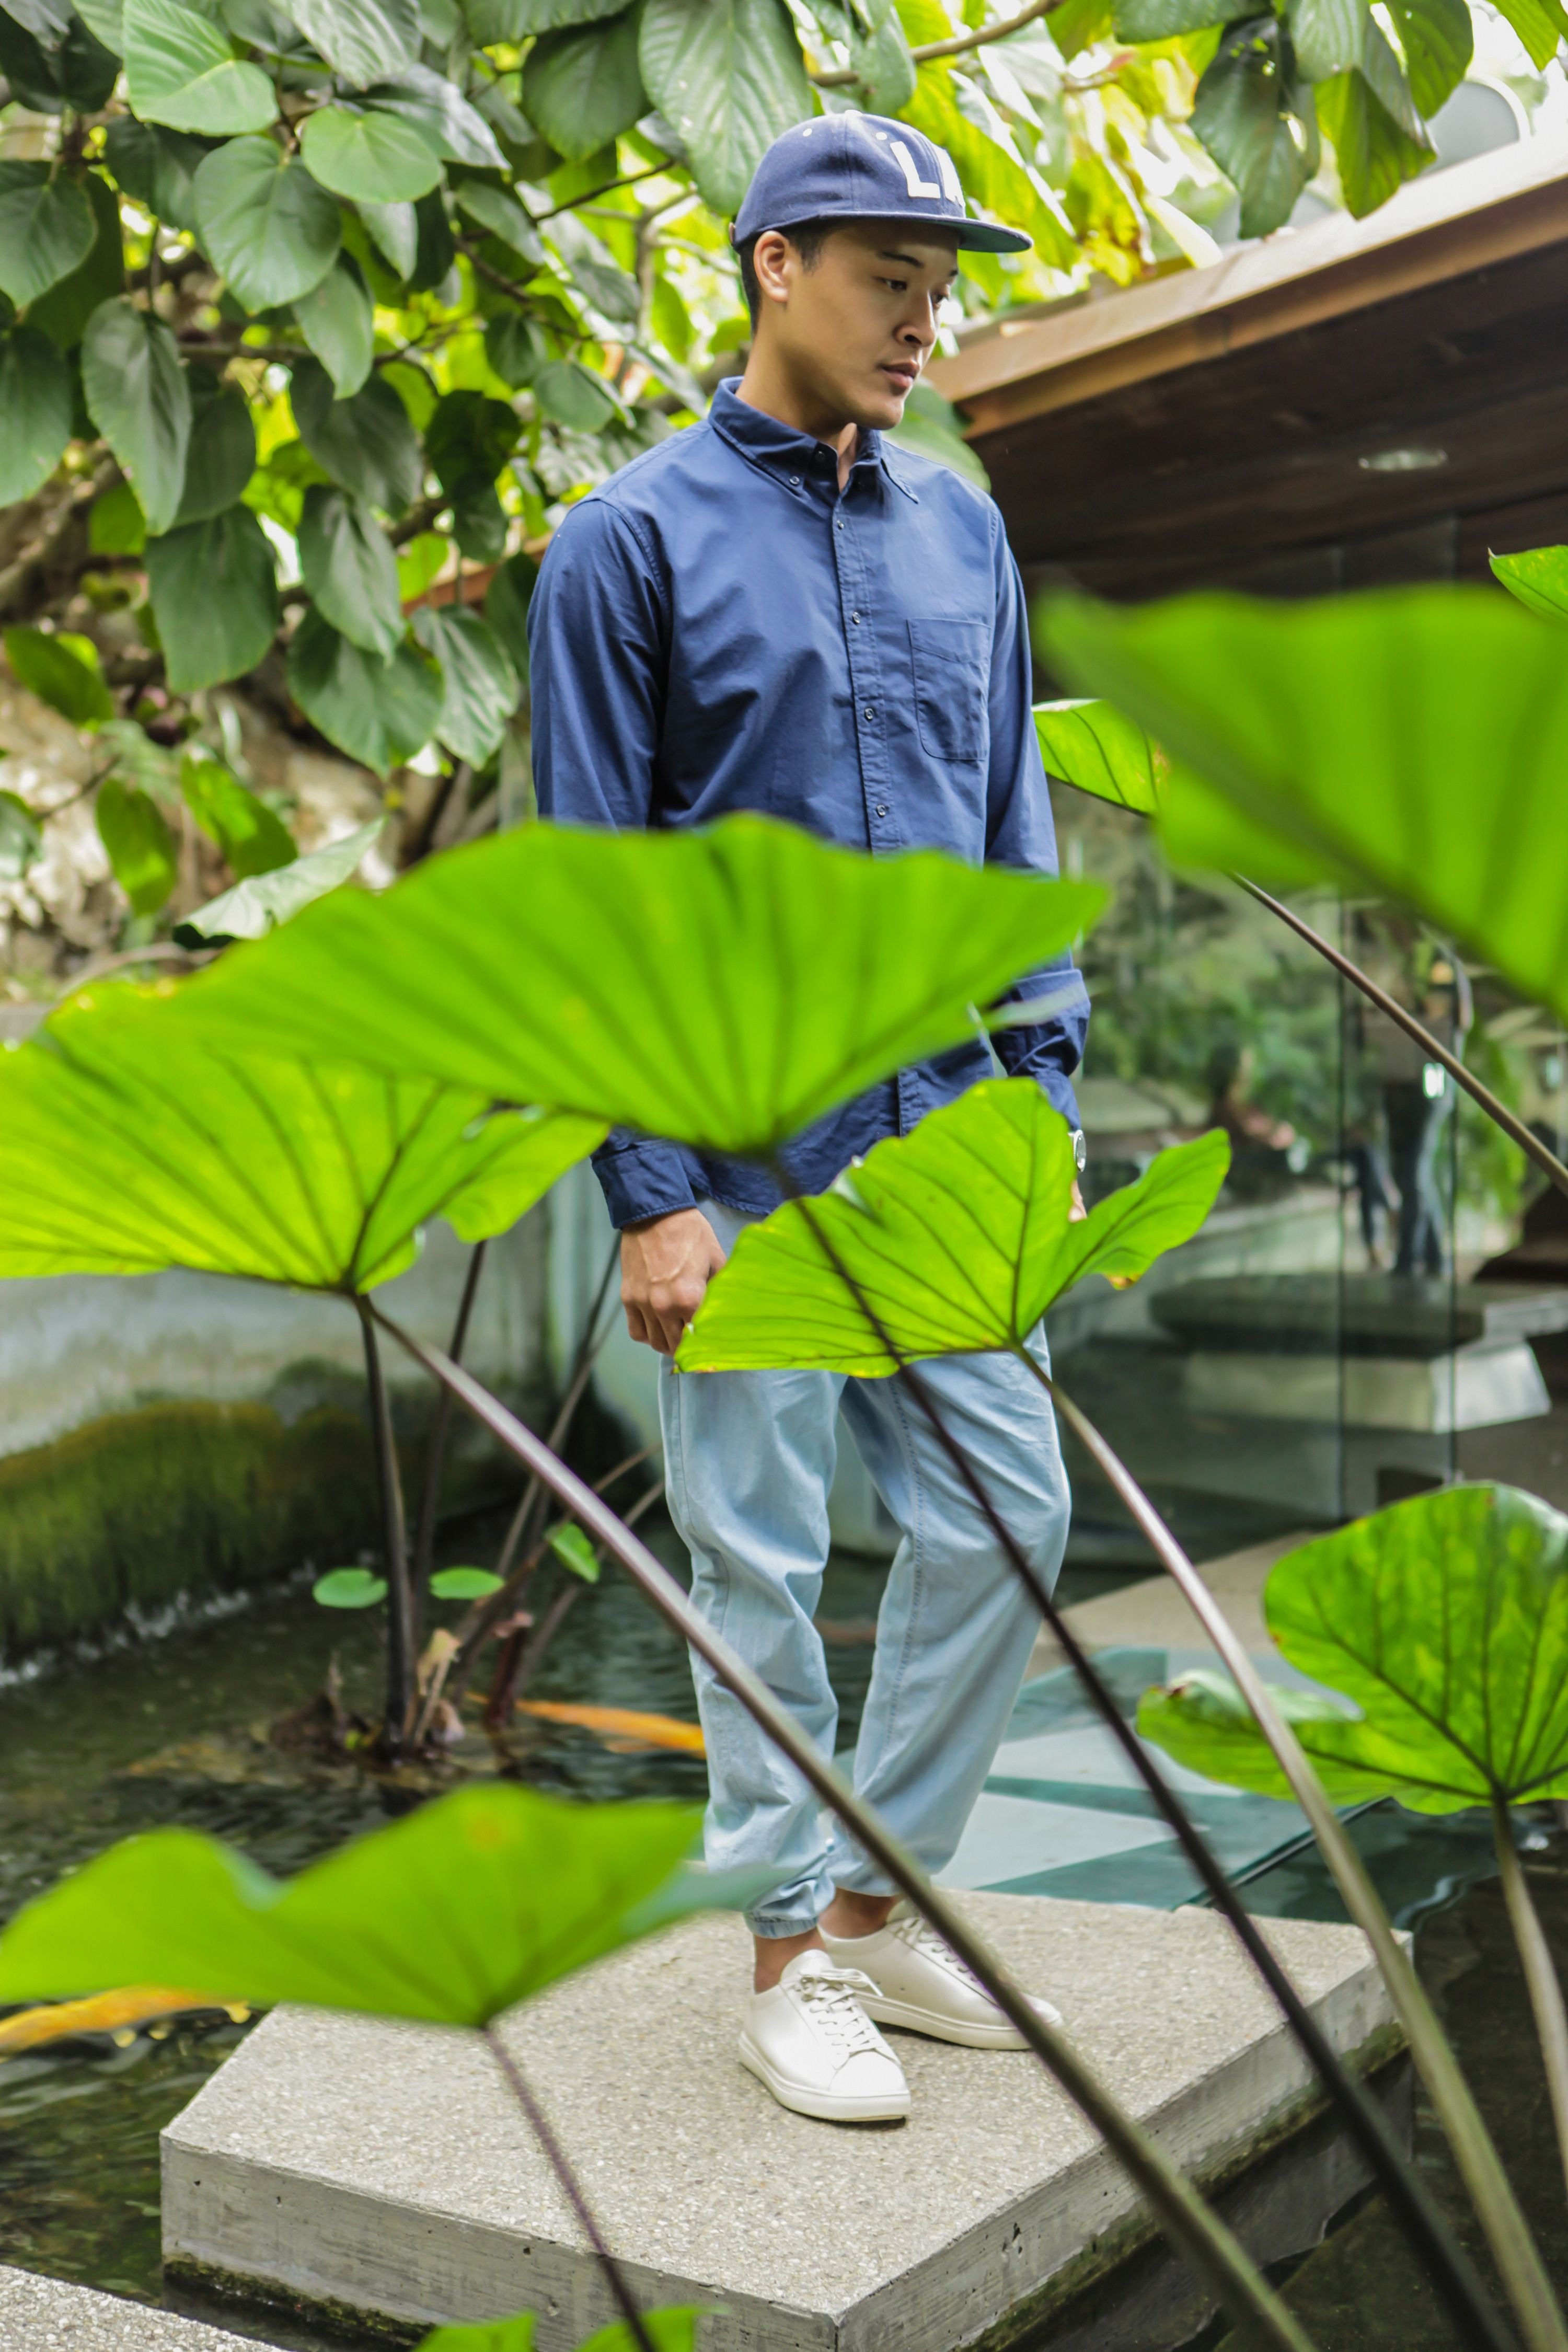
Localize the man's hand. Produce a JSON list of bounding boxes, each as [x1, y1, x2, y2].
[[1069, 1178, 1087, 1223], [620, 1208, 728, 1356]]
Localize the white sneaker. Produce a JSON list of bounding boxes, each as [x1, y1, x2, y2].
[[821, 1903, 1064, 2048], [739, 1950, 911, 2122]]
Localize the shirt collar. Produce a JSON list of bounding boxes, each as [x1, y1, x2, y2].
[[708, 378, 919, 503]]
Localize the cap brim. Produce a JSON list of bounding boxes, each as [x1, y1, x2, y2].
[[955, 218, 1032, 253]]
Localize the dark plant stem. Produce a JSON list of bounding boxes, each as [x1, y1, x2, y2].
[[357, 1299, 414, 1755], [1236, 876, 1568, 1202], [410, 1240, 489, 1640], [1491, 1794, 1568, 2208], [764, 1173, 1519, 2352], [372, 1303, 1313, 2352], [483, 2025, 657, 2352], [1034, 1374, 1551, 2352]]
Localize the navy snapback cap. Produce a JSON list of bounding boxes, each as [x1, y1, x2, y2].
[[732, 112, 1031, 254]]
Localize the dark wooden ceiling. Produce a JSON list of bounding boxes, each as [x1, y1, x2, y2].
[[941, 160, 1568, 601]]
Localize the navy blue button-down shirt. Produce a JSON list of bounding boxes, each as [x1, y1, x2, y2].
[[528, 379, 1088, 1229]]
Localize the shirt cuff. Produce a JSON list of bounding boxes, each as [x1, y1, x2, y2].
[[590, 1136, 699, 1230]]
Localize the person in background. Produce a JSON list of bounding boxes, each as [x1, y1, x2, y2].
[[528, 114, 1087, 2127]]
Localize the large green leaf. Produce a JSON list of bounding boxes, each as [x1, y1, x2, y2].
[[0, 327, 71, 505], [175, 383, 257, 522], [103, 116, 210, 232], [412, 603, 519, 765], [1316, 24, 1431, 218], [1489, 0, 1567, 70], [465, 0, 628, 28], [180, 750, 295, 878], [1137, 1673, 1392, 1806], [1387, 0, 1470, 114], [287, 609, 443, 774], [170, 821, 1105, 1159], [524, 9, 648, 164], [902, 65, 1078, 270], [638, 0, 811, 214], [454, 180, 545, 267], [0, 1783, 696, 2021], [96, 778, 178, 915], [290, 354, 422, 514], [1036, 584, 1568, 1029], [1283, 0, 1366, 80], [80, 298, 191, 537], [174, 814, 382, 943], [300, 106, 445, 202], [299, 484, 403, 658], [124, 0, 277, 132], [357, 194, 418, 278], [365, 64, 507, 167], [532, 358, 617, 430], [679, 1083, 1229, 1375], [1491, 544, 1568, 624], [0, 166, 94, 307], [194, 136, 343, 311], [0, 982, 604, 1291], [294, 256, 374, 396], [425, 388, 518, 494], [1034, 700, 1162, 816], [1191, 16, 1317, 238], [4, 626, 113, 728], [1139, 1485, 1568, 1813], [278, 0, 420, 81], [1112, 0, 1235, 31], [145, 505, 279, 692], [26, 170, 124, 350]]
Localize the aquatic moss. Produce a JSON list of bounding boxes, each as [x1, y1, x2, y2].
[[0, 1401, 380, 1661]]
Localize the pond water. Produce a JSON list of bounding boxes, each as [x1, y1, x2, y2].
[[2, 1517, 1565, 2352]]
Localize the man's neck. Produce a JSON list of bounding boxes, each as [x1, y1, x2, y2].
[[735, 355, 861, 492]]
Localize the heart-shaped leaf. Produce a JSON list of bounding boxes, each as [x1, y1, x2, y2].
[[103, 115, 209, 232], [313, 1566, 388, 1607], [124, 0, 276, 132], [287, 610, 443, 775], [1037, 584, 1568, 1031], [1139, 1485, 1568, 1813], [532, 358, 618, 431], [1034, 699, 1163, 816], [0, 165, 94, 306], [0, 326, 71, 505], [358, 194, 419, 279], [301, 105, 445, 202], [193, 136, 342, 312], [26, 167, 124, 351], [4, 625, 112, 729], [0, 982, 603, 1290], [279, 0, 420, 81], [145, 505, 279, 693], [290, 354, 422, 514], [96, 779, 178, 915], [293, 255, 374, 396], [0, 1781, 702, 2024], [524, 8, 648, 163], [170, 820, 1105, 1158], [454, 179, 544, 266], [299, 484, 403, 659], [81, 299, 191, 538], [412, 603, 518, 766], [366, 64, 507, 167], [679, 1080, 1230, 1374], [638, 0, 809, 214], [174, 384, 257, 523]]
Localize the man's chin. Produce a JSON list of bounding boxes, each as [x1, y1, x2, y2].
[[854, 382, 911, 432]]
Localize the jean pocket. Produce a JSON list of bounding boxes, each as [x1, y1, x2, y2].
[[908, 618, 989, 765]]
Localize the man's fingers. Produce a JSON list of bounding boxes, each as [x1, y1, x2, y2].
[[625, 1302, 651, 1346]]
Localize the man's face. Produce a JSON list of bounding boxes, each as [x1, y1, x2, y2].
[[753, 219, 961, 432]]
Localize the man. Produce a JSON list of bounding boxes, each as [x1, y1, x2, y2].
[[529, 111, 1088, 2125]]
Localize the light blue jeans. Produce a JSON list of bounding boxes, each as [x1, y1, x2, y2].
[[659, 1200, 1070, 1937]]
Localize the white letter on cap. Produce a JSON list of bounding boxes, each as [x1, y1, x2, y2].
[[890, 138, 941, 199], [934, 143, 962, 203]]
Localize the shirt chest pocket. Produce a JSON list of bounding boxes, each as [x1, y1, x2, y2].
[[907, 619, 990, 766]]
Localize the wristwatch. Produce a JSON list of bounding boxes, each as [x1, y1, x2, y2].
[[1070, 1128, 1087, 1173]]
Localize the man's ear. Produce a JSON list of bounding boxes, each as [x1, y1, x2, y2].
[[751, 229, 794, 309]]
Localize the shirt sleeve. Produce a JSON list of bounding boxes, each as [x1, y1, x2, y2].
[[528, 498, 698, 1226], [982, 523, 1089, 1132]]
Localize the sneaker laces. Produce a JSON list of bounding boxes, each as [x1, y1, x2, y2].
[[891, 1909, 993, 1999], [791, 1963, 885, 2056]]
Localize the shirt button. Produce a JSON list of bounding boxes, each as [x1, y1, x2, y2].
[[836, 521, 845, 531], [850, 612, 861, 625], [789, 474, 801, 486], [862, 706, 875, 721], [875, 803, 888, 817]]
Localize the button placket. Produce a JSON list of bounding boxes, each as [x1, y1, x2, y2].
[[832, 494, 894, 855]]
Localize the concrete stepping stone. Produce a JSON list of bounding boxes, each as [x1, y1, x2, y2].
[[162, 1893, 1398, 2352], [0, 2267, 265, 2350]]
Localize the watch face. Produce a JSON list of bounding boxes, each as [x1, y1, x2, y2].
[[1072, 1129, 1087, 1172]]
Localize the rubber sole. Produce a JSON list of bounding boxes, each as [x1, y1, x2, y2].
[[737, 2033, 910, 2122], [855, 1994, 1063, 2049]]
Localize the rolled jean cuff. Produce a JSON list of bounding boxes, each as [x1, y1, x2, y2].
[[747, 1905, 826, 1940]]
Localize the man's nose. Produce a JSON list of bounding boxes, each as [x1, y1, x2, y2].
[[898, 298, 939, 348]]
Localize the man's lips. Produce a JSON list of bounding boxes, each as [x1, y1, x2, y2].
[[880, 363, 918, 391]]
